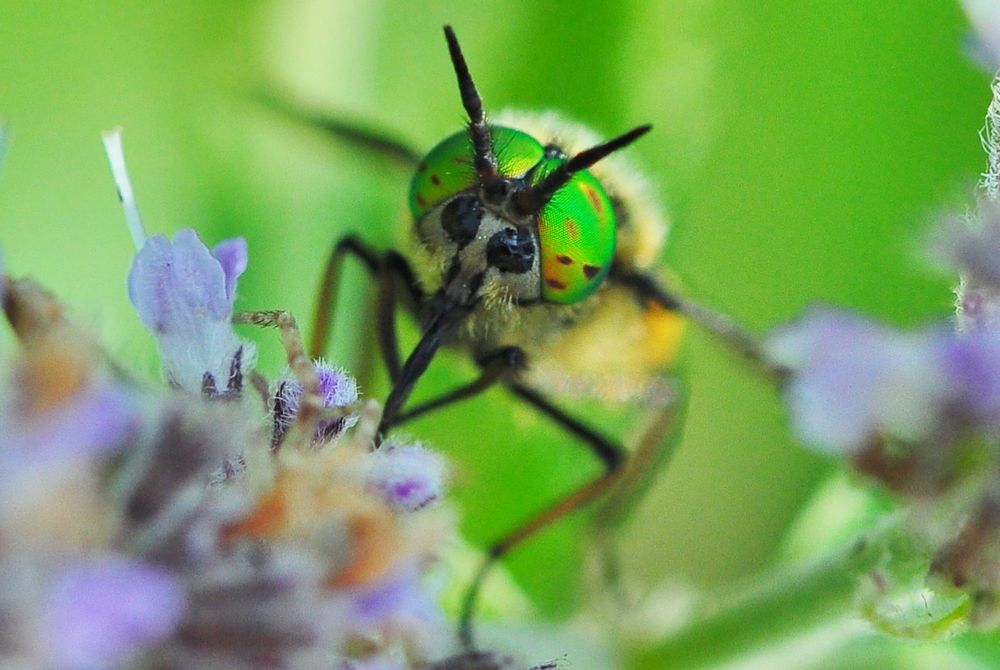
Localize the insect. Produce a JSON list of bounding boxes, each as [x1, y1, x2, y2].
[[285, 25, 776, 647]]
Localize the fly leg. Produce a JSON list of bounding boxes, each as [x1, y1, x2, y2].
[[233, 309, 357, 450], [589, 381, 687, 613], [390, 347, 526, 426], [612, 266, 789, 383], [259, 91, 423, 168], [457, 381, 689, 647], [457, 382, 632, 649], [370, 342, 674, 648], [310, 235, 423, 380]]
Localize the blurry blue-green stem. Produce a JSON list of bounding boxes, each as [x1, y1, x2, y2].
[[629, 521, 893, 669]]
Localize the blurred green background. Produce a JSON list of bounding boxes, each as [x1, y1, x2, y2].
[[0, 0, 990, 653]]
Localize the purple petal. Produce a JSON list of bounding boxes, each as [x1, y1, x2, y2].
[[767, 309, 950, 453], [963, 0, 1000, 66], [936, 207, 1000, 295], [1, 381, 137, 474], [272, 362, 359, 445], [211, 237, 248, 302], [43, 558, 186, 669], [128, 229, 232, 332], [367, 443, 446, 511], [351, 569, 440, 627], [317, 363, 359, 409], [127, 229, 255, 393], [942, 328, 1000, 426]]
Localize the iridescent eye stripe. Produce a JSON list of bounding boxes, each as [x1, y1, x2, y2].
[[535, 161, 615, 303]]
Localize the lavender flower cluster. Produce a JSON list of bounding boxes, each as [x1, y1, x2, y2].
[[0, 130, 535, 669], [760, 4, 1000, 632]]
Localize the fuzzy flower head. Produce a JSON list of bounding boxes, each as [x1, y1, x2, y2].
[[931, 73, 1000, 332], [272, 360, 360, 447], [367, 440, 448, 512], [766, 293, 1000, 482], [0, 125, 569, 669], [226, 399, 458, 662]]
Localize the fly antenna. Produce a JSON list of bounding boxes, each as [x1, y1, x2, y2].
[[443, 25, 505, 200], [514, 124, 652, 215]]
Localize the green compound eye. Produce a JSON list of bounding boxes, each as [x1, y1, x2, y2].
[[410, 125, 617, 305], [409, 126, 543, 218], [534, 158, 615, 304]]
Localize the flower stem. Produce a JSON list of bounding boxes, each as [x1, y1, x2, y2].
[[628, 524, 891, 669]]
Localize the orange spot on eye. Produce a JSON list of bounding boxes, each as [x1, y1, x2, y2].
[[415, 193, 428, 207], [584, 184, 603, 214], [546, 277, 567, 290], [556, 255, 573, 265], [564, 218, 580, 239], [583, 264, 601, 279], [431, 174, 441, 186]]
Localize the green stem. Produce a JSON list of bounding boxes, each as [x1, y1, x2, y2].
[[628, 523, 892, 670]]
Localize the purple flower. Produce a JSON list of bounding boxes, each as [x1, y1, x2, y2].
[[964, 0, 1000, 66], [272, 360, 359, 446], [104, 130, 255, 398], [341, 568, 449, 665], [351, 569, 441, 626], [41, 557, 186, 669], [0, 361, 137, 478], [128, 229, 256, 396], [954, 279, 1000, 333], [935, 67, 1000, 331], [936, 207, 1000, 294], [941, 327, 1000, 430], [367, 442, 447, 512], [766, 309, 953, 454], [935, 204, 1000, 332], [1, 386, 136, 484]]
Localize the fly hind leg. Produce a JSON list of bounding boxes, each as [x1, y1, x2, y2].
[[310, 235, 424, 379], [458, 382, 631, 648], [233, 309, 342, 449], [390, 347, 527, 426]]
